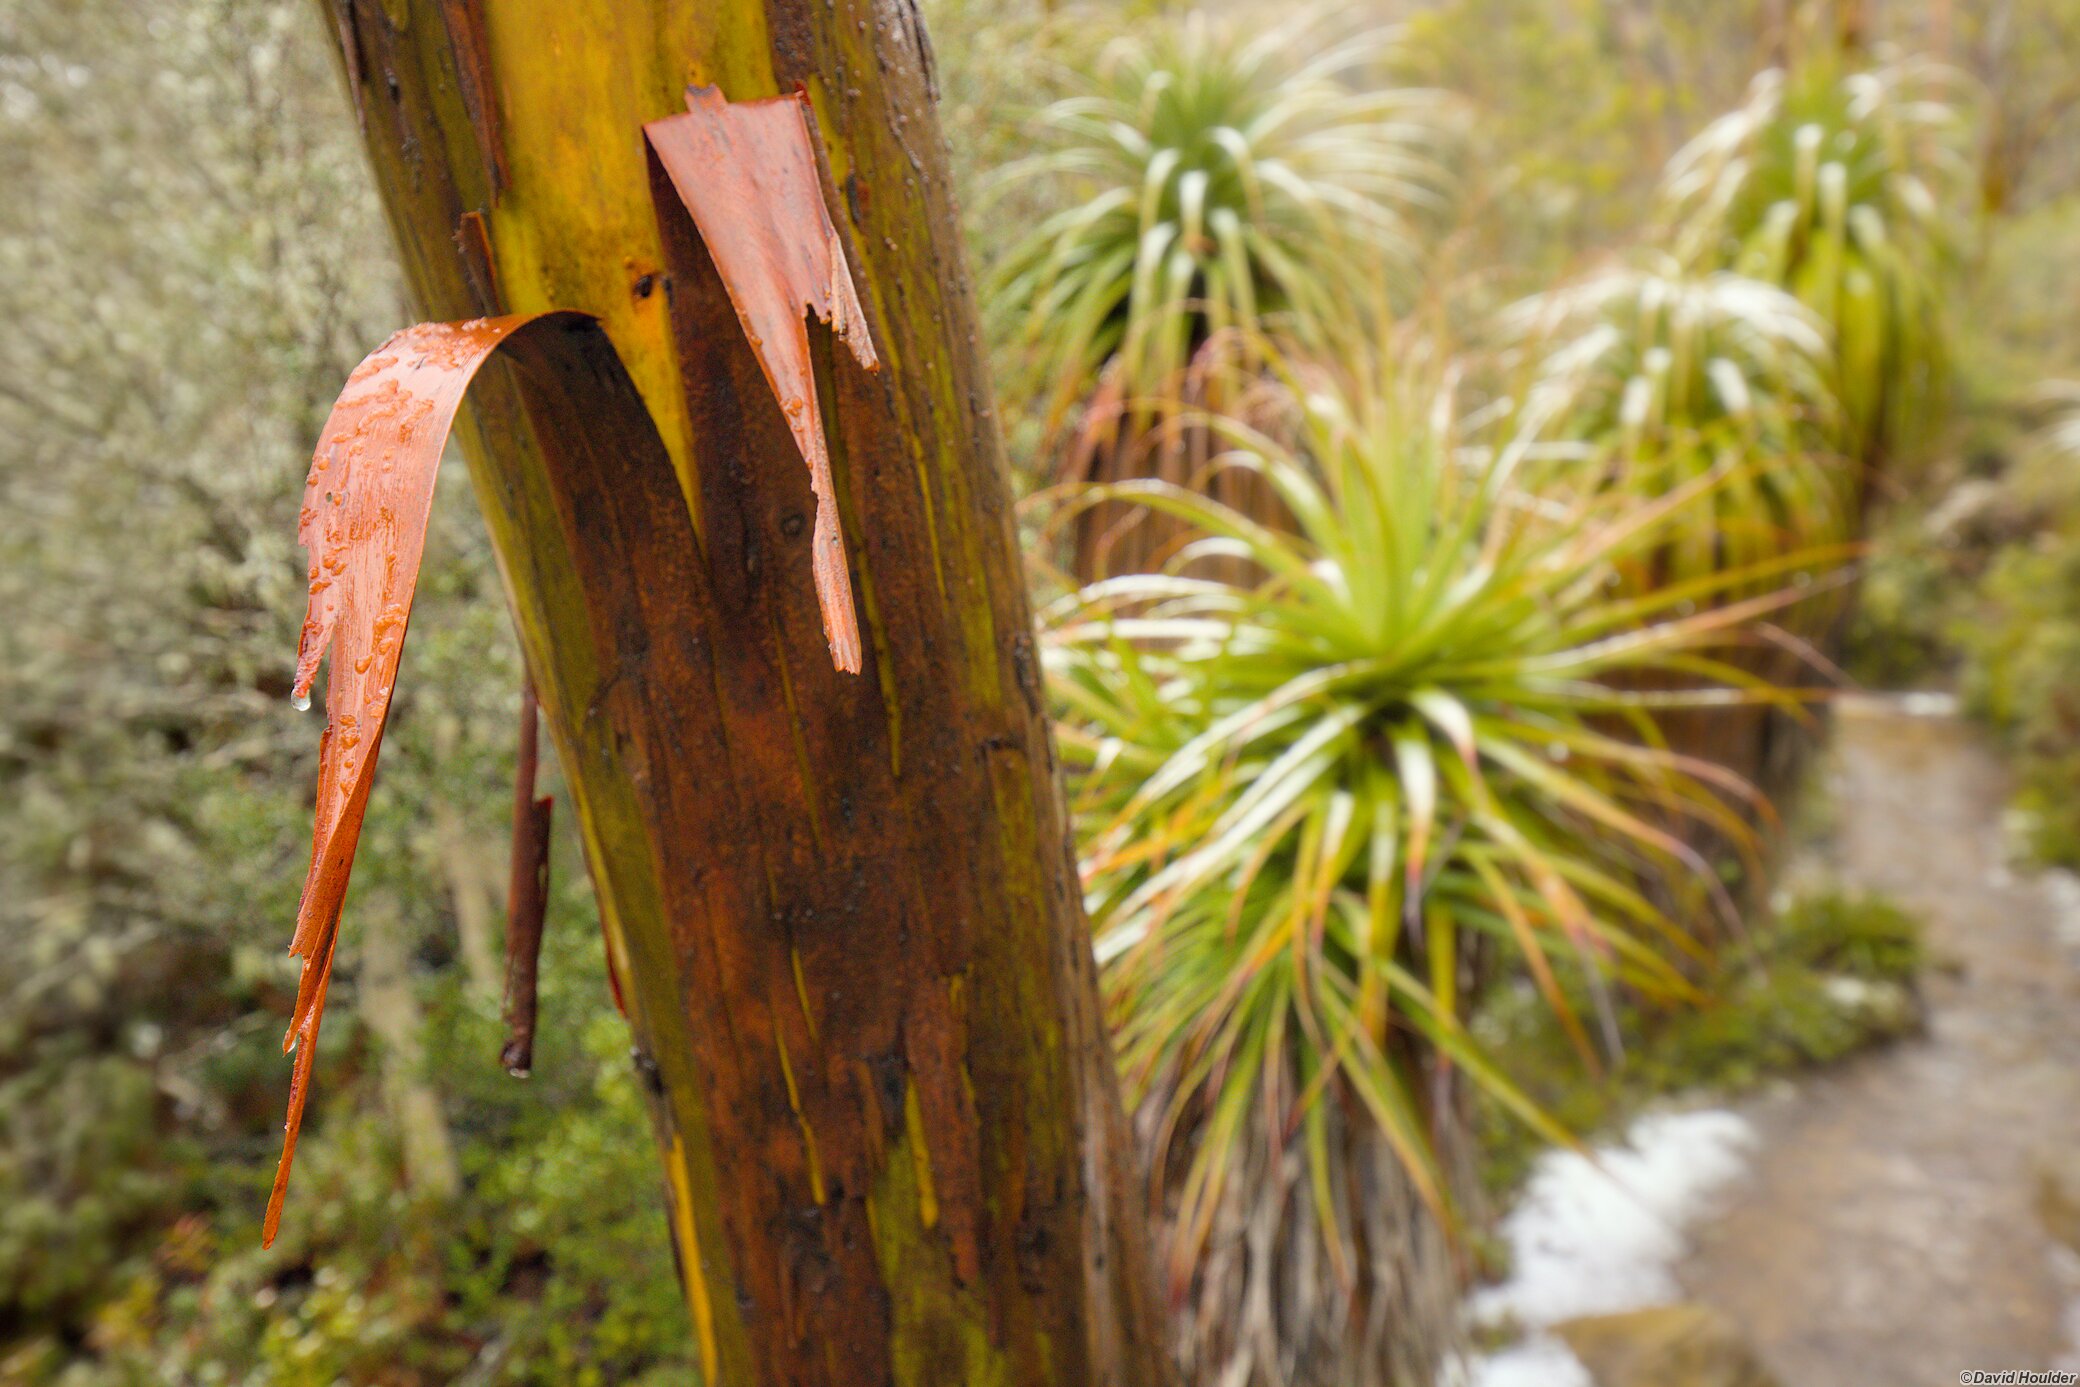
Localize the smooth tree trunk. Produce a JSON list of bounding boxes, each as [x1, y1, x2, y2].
[[312, 3, 1171, 1384], [431, 801, 503, 999]]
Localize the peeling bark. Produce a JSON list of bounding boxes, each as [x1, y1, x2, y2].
[[304, 3, 1171, 1383], [646, 86, 879, 674], [270, 310, 648, 1246]]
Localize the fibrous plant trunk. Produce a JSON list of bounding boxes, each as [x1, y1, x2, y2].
[[1055, 339, 1299, 587], [1168, 1078, 1471, 1387], [309, 3, 1171, 1384], [1063, 380, 1289, 585]]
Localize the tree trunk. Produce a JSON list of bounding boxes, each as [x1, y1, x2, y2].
[[313, 2, 1170, 1385], [431, 802, 502, 999]]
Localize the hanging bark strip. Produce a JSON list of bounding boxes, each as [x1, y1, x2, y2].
[[645, 86, 878, 675], [269, 310, 625, 1247], [499, 668, 553, 1077]]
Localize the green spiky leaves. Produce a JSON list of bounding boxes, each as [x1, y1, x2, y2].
[[1043, 347, 1805, 1288], [987, 11, 1456, 442], [1506, 256, 1852, 583], [1659, 59, 1973, 461]]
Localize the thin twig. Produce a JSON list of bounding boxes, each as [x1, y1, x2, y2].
[[500, 668, 553, 1077]]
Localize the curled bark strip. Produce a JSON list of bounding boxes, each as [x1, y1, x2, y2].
[[644, 86, 880, 675], [270, 310, 607, 1247], [500, 668, 553, 1078]]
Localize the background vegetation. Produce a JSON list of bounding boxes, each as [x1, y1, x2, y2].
[[5, 0, 2079, 1382]]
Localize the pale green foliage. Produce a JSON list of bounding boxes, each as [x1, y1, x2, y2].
[[1044, 340, 1793, 1306], [987, 9, 1455, 438], [1505, 257, 1851, 578], [1659, 58, 1974, 458]]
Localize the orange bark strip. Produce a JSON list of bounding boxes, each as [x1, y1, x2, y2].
[[269, 310, 599, 1247], [644, 86, 879, 675]]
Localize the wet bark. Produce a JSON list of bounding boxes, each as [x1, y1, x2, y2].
[[312, 2, 1170, 1384]]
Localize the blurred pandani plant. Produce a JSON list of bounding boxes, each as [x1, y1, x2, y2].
[[1502, 255, 1852, 585], [987, 8, 1457, 578], [1998, 380, 2080, 510], [1039, 332, 1807, 1386], [1658, 56, 1974, 469], [1494, 257, 1856, 837], [2028, 381, 2080, 463]]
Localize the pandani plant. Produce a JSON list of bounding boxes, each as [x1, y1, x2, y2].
[[2028, 381, 2080, 466], [1658, 54, 1972, 470], [987, 8, 1456, 577], [1501, 255, 1853, 592], [1494, 255, 1858, 832], [1039, 332, 1812, 1386]]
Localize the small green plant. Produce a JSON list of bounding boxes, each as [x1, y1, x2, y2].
[[1043, 336, 1805, 1383], [1659, 57, 1972, 463], [1958, 528, 2080, 869], [1944, 382, 2080, 867], [1772, 888, 1921, 981]]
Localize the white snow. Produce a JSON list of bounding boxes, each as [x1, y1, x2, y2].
[[1450, 1108, 1757, 1387], [1442, 1335, 1592, 1387], [1893, 690, 1960, 718]]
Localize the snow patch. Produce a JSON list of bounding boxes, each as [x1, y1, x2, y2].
[[1443, 1335, 1592, 1387], [1892, 690, 1960, 718], [1451, 1109, 1757, 1386]]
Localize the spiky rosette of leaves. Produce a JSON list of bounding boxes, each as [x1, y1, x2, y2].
[[987, 10, 1456, 442], [1040, 344, 1817, 1344], [1659, 58, 1972, 461], [1504, 257, 1853, 582]]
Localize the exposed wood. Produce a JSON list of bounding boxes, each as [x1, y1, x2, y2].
[[647, 86, 879, 673], [310, 2, 1171, 1383]]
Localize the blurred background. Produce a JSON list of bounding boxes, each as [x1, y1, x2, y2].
[[3, 0, 2079, 1383]]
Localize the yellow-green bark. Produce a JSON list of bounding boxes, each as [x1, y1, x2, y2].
[[313, 2, 1170, 1383]]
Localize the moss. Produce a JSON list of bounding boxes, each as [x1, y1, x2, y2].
[[1771, 889, 1921, 982], [1631, 968, 1889, 1093], [1957, 528, 2080, 869]]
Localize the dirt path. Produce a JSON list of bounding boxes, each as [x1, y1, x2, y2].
[[1679, 696, 2080, 1384]]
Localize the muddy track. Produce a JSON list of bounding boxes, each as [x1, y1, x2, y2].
[[1679, 697, 2080, 1383]]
